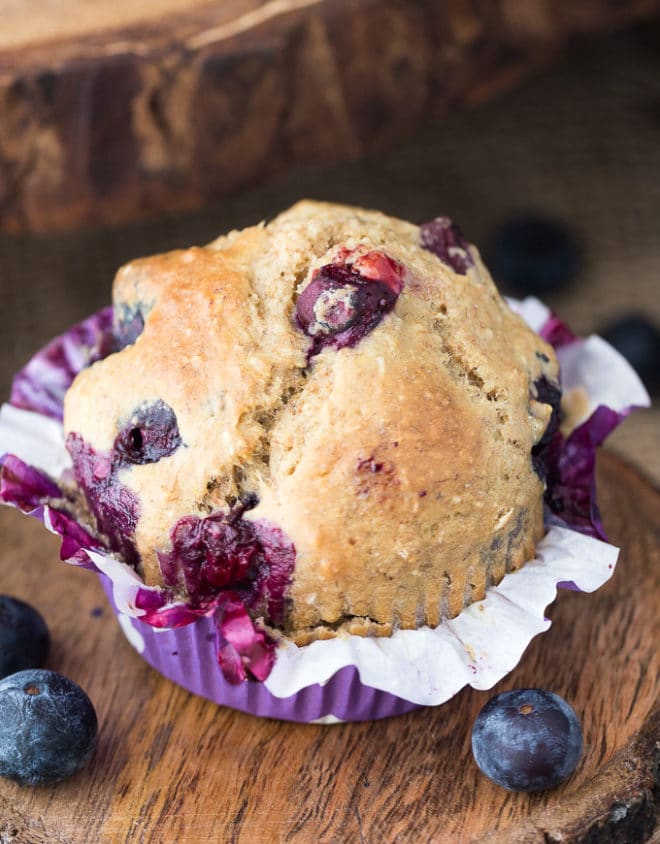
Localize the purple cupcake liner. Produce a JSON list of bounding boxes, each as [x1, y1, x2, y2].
[[100, 576, 417, 722]]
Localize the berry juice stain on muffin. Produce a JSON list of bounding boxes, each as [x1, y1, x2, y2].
[[63, 201, 560, 646], [355, 453, 398, 500], [66, 433, 140, 565], [158, 509, 295, 622], [66, 401, 183, 564]]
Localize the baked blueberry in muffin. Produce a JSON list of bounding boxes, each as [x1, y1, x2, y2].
[[63, 201, 559, 645]]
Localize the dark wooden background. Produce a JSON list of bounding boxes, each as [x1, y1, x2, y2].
[[1, 0, 659, 233]]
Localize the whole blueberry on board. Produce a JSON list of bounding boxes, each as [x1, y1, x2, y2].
[[486, 216, 580, 296], [600, 315, 660, 396], [0, 595, 50, 679], [471, 689, 583, 792], [0, 670, 98, 786]]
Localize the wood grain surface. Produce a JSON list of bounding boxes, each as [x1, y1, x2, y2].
[[0, 451, 657, 843], [2, 0, 660, 233]]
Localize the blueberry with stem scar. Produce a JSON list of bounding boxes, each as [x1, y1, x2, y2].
[[0, 670, 98, 786], [471, 688, 583, 792]]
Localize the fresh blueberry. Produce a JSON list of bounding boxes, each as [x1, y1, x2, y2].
[[0, 596, 50, 679], [471, 689, 583, 792], [600, 315, 660, 396], [0, 669, 98, 786], [486, 216, 580, 295]]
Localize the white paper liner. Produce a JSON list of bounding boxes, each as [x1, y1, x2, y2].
[[263, 526, 617, 704], [508, 297, 649, 421], [0, 403, 71, 478], [0, 297, 650, 707]]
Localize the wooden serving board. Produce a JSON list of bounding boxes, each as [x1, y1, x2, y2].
[[2, 0, 660, 233], [0, 451, 657, 843]]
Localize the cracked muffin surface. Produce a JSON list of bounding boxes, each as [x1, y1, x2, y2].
[[63, 200, 559, 643]]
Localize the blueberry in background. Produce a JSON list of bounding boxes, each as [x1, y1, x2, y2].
[[600, 315, 660, 397], [486, 215, 580, 296], [471, 688, 583, 792], [0, 595, 50, 679], [0, 669, 98, 786]]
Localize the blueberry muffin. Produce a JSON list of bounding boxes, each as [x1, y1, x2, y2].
[[63, 201, 560, 645]]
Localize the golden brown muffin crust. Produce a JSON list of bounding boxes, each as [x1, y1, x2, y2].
[[63, 201, 558, 642]]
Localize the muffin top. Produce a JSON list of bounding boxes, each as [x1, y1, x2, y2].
[[63, 201, 559, 641]]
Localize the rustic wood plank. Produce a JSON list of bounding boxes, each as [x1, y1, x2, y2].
[[0, 450, 657, 842], [1, 0, 660, 233]]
